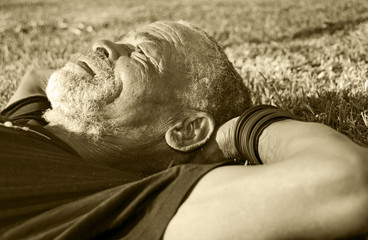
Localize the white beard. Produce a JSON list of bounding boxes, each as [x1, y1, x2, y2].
[[43, 50, 122, 138]]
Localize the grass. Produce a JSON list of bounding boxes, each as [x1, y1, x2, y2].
[[1, 1, 368, 239], [1, 0, 368, 146]]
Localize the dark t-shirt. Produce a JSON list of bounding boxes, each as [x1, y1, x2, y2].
[[0, 96, 236, 239]]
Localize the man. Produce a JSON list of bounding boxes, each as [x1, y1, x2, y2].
[[5, 20, 251, 175], [0, 21, 367, 239]]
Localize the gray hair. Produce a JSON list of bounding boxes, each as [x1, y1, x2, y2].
[[177, 21, 252, 125]]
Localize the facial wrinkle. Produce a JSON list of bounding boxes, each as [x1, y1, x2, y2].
[[130, 52, 149, 71], [150, 25, 187, 73], [117, 33, 128, 41], [137, 31, 160, 44], [134, 32, 164, 73], [158, 22, 184, 47], [151, 25, 177, 47], [148, 40, 170, 74]]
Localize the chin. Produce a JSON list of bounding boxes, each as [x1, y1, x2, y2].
[[44, 68, 118, 139]]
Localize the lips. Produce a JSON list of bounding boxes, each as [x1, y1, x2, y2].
[[67, 51, 122, 104], [76, 61, 96, 76]]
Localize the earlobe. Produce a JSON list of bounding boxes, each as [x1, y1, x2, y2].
[[165, 111, 215, 152]]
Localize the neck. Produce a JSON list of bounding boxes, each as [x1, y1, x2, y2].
[[45, 125, 182, 176], [45, 125, 119, 161], [190, 133, 229, 165]]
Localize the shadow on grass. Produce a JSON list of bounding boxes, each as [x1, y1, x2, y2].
[[0, 1, 56, 10], [267, 89, 368, 146], [291, 15, 368, 40]]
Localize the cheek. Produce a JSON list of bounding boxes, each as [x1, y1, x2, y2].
[[105, 85, 158, 129], [118, 100, 159, 126], [115, 57, 150, 101], [109, 58, 170, 131], [106, 101, 165, 141]]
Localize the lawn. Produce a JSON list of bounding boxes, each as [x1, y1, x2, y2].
[[1, 0, 368, 239], [1, 0, 368, 147]]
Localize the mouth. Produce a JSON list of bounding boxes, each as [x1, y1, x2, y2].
[[76, 61, 96, 77], [66, 51, 122, 102]]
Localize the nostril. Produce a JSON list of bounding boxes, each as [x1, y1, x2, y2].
[[95, 47, 109, 58]]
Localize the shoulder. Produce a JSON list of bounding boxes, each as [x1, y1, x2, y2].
[[6, 68, 54, 108], [1, 95, 51, 126]]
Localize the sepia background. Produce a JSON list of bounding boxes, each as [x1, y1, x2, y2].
[[1, 0, 368, 147]]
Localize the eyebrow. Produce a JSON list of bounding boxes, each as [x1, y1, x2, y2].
[[136, 32, 161, 43], [117, 31, 161, 44], [117, 33, 128, 41]]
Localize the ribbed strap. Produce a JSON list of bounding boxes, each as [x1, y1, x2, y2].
[[234, 105, 297, 165]]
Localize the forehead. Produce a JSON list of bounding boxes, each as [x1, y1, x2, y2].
[[119, 21, 207, 46], [118, 29, 160, 44], [119, 22, 211, 76]]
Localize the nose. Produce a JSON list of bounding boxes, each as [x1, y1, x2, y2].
[[92, 40, 133, 61]]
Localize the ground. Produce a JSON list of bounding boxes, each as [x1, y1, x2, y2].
[[0, 0, 368, 239], [1, 0, 368, 147]]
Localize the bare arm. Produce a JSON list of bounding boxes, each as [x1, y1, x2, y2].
[[6, 68, 54, 107], [164, 120, 368, 240]]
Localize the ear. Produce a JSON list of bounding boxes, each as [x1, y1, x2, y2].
[[165, 110, 215, 152]]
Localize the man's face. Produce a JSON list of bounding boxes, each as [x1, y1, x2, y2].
[[46, 21, 209, 143], [98, 22, 189, 140]]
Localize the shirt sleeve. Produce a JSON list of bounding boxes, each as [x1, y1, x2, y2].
[[1, 160, 236, 240], [0, 96, 51, 126]]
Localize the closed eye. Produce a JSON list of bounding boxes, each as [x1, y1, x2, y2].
[[133, 44, 161, 73], [136, 45, 158, 66], [132, 46, 148, 59], [135, 46, 145, 55], [131, 46, 149, 70]]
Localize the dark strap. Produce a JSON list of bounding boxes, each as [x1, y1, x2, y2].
[[234, 105, 298, 165]]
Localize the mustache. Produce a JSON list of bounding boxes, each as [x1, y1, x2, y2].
[[70, 50, 114, 77], [59, 49, 123, 105]]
